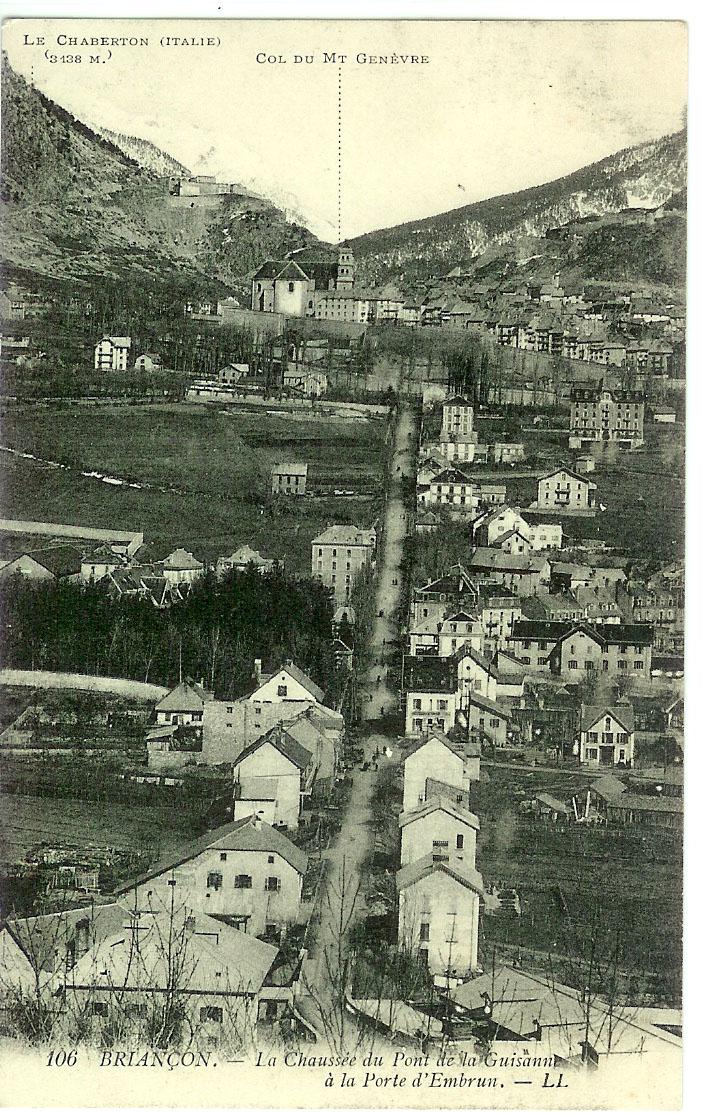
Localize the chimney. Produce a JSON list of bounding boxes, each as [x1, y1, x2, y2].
[[253, 658, 262, 684], [253, 812, 263, 830]]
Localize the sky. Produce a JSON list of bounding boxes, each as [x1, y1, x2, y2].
[[3, 18, 688, 240]]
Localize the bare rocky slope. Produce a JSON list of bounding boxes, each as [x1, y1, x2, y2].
[[0, 55, 321, 293]]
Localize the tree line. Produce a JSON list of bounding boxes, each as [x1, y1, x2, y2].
[[0, 567, 336, 699]]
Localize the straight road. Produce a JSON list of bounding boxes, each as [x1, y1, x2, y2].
[[296, 394, 420, 1047], [360, 398, 418, 721]]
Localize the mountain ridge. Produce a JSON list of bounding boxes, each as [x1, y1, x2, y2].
[[349, 130, 686, 286]]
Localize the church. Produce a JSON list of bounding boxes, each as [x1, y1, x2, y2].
[[251, 246, 355, 318]]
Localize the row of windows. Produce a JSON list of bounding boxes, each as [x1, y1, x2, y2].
[[207, 872, 281, 892]]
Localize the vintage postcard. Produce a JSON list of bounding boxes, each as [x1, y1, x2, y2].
[[0, 15, 687, 1109]]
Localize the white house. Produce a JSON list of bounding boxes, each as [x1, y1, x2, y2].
[[232, 724, 314, 829], [580, 702, 635, 769], [396, 855, 483, 977], [115, 814, 308, 941], [535, 468, 597, 513], [161, 548, 205, 585], [402, 731, 470, 812], [399, 798, 480, 867], [94, 336, 131, 371], [64, 909, 281, 1045], [455, 646, 498, 702]]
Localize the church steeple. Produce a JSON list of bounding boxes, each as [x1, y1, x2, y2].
[[336, 243, 355, 290]]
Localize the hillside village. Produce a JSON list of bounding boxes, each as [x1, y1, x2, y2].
[[0, 56, 685, 1070]]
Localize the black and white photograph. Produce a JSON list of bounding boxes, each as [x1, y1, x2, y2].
[[0, 14, 689, 1109]]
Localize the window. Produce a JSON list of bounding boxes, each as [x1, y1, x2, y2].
[[219, 852, 227, 862], [617, 732, 628, 744], [587, 748, 598, 760], [602, 660, 609, 671], [265, 876, 281, 892], [618, 660, 627, 670], [568, 660, 578, 670], [413, 699, 422, 710], [634, 660, 644, 671], [538, 657, 548, 665], [419, 922, 430, 942], [268, 855, 275, 864], [490, 717, 500, 728], [288, 282, 295, 293], [200, 1006, 223, 1023], [207, 871, 223, 890], [456, 833, 464, 850], [277, 685, 288, 697], [234, 875, 252, 889]]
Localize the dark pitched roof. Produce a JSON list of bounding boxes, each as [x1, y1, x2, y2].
[[399, 797, 480, 831], [581, 703, 634, 733], [234, 722, 314, 772], [404, 656, 457, 693], [28, 545, 83, 577], [403, 730, 465, 762], [511, 619, 652, 646], [115, 815, 307, 892]]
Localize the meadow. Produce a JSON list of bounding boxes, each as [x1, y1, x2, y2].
[[0, 402, 386, 570]]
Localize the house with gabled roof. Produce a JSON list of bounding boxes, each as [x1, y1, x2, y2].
[[455, 645, 497, 701], [399, 797, 480, 867], [80, 544, 122, 583], [233, 724, 315, 829], [0, 545, 83, 584], [462, 691, 512, 748], [94, 335, 131, 371], [64, 907, 285, 1045], [216, 546, 276, 577], [580, 702, 635, 769], [468, 547, 552, 596], [396, 853, 484, 977], [411, 564, 480, 626], [535, 468, 597, 514], [115, 814, 307, 940], [448, 965, 682, 1063], [402, 730, 471, 811], [508, 619, 653, 679], [249, 661, 325, 706]]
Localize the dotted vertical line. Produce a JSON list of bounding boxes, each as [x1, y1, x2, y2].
[[337, 65, 342, 244]]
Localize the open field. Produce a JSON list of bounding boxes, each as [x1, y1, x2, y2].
[[0, 792, 197, 865], [473, 767, 682, 995], [0, 402, 386, 571]]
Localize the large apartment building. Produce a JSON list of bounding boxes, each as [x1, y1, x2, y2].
[[569, 384, 646, 449], [311, 524, 376, 603]]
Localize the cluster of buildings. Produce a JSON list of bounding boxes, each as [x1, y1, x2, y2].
[[0, 651, 350, 1044], [401, 554, 684, 784], [0, 812, 312, 1045], [0, 518, 283, 607], [396, 731, 483, 979], [402, 390, 683, 786], [147, 661, 344, 812], [244, 233, 683, 388]]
